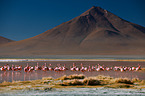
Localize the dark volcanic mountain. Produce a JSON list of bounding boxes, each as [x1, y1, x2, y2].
[[0, 36, 14, 45], [0, 6, 145, 56]]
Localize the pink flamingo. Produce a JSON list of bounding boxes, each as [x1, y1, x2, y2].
[[42, 63, 49, 71], [88, 65, 92, 71], [106, 67, 110, 71], [48, 64, 54, 71], [120, 67, 124, 72], [132, 66, 136, 71], [91, 66, 96, 71], [136, 64, 141, 71], [18, 65, 22, 71], [0, 66, 6, 71], [54, 66, 61, 71], [35, 63, 42, 70], [24, 63, 29, 72], [80, 63, 87, 72], [61, 64, 68, 71], [70, 63, 76, 71], [5, 64, 12, 71], [28, 66, 34, 72], [11, 65, 19, 71]]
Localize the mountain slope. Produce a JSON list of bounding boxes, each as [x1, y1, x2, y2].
[[0, 36, 14, 45], [0, 6, 145, 56]]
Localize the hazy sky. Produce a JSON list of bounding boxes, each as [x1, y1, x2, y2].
[[0, 0, 145, 41]]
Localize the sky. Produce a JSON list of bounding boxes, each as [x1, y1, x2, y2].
[[0, 0, 145, 41]]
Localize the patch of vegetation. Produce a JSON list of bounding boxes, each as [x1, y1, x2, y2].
[[61, 79, 83, 86], [105, 83, 133, 88], [67, 74, 85, 79], [140, 68, 145, 71], [95, 75, 113, 80], [1, 74, 145, 93], [83, 78, 101, 85], [42, 77, 53, 80], [132, 78, 141, 83], [114, 78, 133, 84], [57, 74, 85, 80], [139, 80, 145, 85]]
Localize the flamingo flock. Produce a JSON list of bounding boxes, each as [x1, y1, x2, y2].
[[0, 63, 141, 72], [0, 64, 22, 71]]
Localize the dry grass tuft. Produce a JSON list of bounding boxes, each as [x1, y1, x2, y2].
[[61, 79, 83, 86], [83, 78, 101, 85], [105, 83, 132, 88], [70, 79, 83, 85], [42, 77, 53, 80], [139, 80, 145, 85], [114, 78, 133, 84], [58, 74, 85, 80], [140, 68, 145, 71], [57, 75, 68, 80], [67, 74, 85, 79], [95, 75, 113, 80], [132, 78, 140, 83]]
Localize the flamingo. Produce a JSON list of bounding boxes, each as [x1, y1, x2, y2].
[[11, 65, 19, 71], [3, 65, 7, 69], [96, 67, 103, 71], [70, 63, 77, 71], [123, 67, 128, 71], [61, 64, 68, 71], [5, 64, 12, 71], [80, 63, 87, 72], [106, 67, 110, 71], [18, 65, 22, 71], [136, 64, 141, 71], [35, 63, 42, 70], [91, 66, 96, 71], [120, 67, 124, 72], [54, 66, 61, 71], [24, 63, 29, 72], [48, 64, 54, 71], [113, 66, 120, 71], [132, 67, 136, 71], [129, 67, 132, 71], [7, 66, 12, 71], [88, 66, 92, 71], [42, 63, 49, 71], [96, 64, 104, 71], [11, 65, 14, 71], [0, 67, 6, 71], [28, 66, 34, 72]]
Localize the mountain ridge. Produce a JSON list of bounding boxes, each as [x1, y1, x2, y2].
[[0, 36, 14, 45]]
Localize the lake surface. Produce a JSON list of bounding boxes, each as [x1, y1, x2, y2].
[[0, 60, 145, 96], [0, 61, 145, 83]]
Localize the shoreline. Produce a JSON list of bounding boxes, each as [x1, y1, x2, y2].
[[1, 58, 145, 62], [0, 74, 145, 94]]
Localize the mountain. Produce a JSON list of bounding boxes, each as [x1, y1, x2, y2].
[[0, 6, 145, 56], [0, 36, 14, 45]]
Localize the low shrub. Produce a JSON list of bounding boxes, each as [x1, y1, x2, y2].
[[132, 78, 140, 83], [61, 79, 83, 86], [140, 80, 145, 85], [96, 75, 113, 80], [42, 77, 53, 80], [58, 74, 85, 80], [115, 78, 133, 84], [57, 75, 68, 80], [83, 78, 101, 85], [67, 74, 85, 79]]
